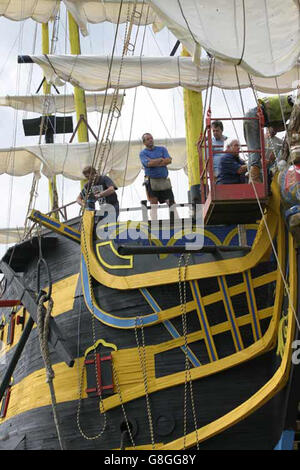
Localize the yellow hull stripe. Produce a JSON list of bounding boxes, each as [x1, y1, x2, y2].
[[243, 270, 262, 341], [140, 287, 201, 367], [218, 275, 244, 352], [161, 233, 295, 450], [0, 305, 274, 425], [190, 280, 218, 362], [100, 215, 285, 412], [0, 274, 79, 357], [80, 183, 280, 290]]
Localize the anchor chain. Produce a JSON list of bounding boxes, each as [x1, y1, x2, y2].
[[178, 254, 199, 450]]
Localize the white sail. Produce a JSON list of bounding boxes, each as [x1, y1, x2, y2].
[[62, 0, 164, 36], [0, 93, 124, 114], [0, 1, 162, 35], [149, 0, 300, 78], [28, 54, 300, 94], [0, 0, 59, 22], [0, 228, 24, 244], [0, 138, 186, 186]]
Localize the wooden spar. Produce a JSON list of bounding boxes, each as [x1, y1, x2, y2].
[[182, 47, 203, 205], [117, 245, 251, 255], [42, 22, 59, 220]]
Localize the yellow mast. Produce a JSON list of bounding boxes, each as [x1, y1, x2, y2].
[[68, 13, 89, 144], [68, 13, 89, 190], [42, 22, 59, 219], [182, 47, 203, 205]]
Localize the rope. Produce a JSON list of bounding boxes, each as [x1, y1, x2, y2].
[[236, 0, 246, 66], [177, 0, 200, 52], [91, 1, 130, 172], [234, 65, 245, 116], [178, 254, 199, 450], [216, 70, 300, 334], [72, 4, 136, 428], [134, 317, 155, 449], [120, 430, 127, 450], [37, 293, 65, 450], [35, 231, 64, 449], [117, 2, 150, 204], [76, 345, 107, 440], [79, 0, 136, 211], [77, 9, 152, 444], [23, 12, 63, 236], [112, 361, 136, 448]]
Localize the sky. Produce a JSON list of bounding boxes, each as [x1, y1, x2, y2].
[[0, 3, 286, 258]]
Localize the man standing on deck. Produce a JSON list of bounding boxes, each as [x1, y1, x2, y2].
[[244, 95, 294, 182], [76, 166, 119, 221], [139, 133, 176, 220], [211, 120, 228, 177]]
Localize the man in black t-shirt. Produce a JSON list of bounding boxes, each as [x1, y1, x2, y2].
[[76, 166, 119, 219]]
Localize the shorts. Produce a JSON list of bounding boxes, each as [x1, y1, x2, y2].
[[144, 178, 175, 204]]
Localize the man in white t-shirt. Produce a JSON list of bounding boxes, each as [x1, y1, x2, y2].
[[264, 126, 283, 165]]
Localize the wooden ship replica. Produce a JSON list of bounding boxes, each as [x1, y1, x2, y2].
[[1, 0, 300, 450]]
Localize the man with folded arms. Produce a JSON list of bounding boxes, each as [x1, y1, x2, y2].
[[139, 133, 176, 220]]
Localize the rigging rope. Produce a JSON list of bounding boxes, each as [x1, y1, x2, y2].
[[134, 316, 155, 449], [36, 234, 64, 450], [234, 65, 245, 116], [215, 69, 300, 334], [245, 76, 300, 333], [37, 293, 65, 450], [236, 0, 246, 66], [178, 254, 199, 450], [112, 361, 136, 448], [76, 2, 145, 441]]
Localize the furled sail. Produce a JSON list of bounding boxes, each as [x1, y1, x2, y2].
[[0, 1, 162, 36], [0, 93, 123, 114], [63, 0, 163, 36], [0, 138, 186, 186], [0, 0, 59, 22], [149, 0, 300, 78], [0, 228, 24, 244], [26, 55, 300, 94]]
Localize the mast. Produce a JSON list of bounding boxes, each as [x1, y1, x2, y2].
[[67, 13, 89, 145], [182, 47, 203, 206], [42, 22, 59, 218], [68, 12, 89, 190]]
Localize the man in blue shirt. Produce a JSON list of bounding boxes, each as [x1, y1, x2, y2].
[[217, 140, 247, 184], [211, 120, 227, 177], [139, 133, 176, 220]]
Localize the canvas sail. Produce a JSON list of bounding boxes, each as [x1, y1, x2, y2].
[[0, 1, 162, 35], [0, 227, 24, 244], [0, 138, 187, 186], [63, 0, 164, 36], [0, 93, 124, 114], [149, 0, 300, 77], [26, 55, 300, 94], [0, 0, 59, 22]]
